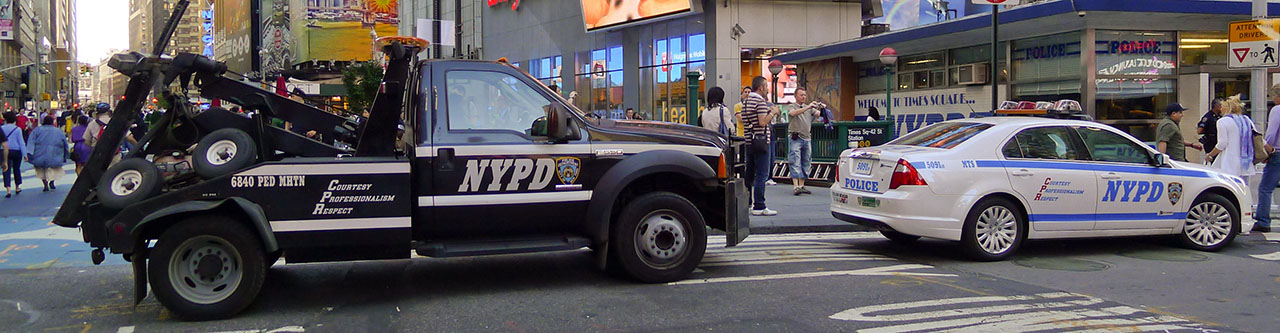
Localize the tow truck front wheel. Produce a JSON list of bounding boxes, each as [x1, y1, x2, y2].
[[610, 192, 707, 283], [149, 217, 266, 321]]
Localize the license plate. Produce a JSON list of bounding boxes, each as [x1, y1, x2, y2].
[[859, 196, 879, 208], [854, 160, 874, 176]]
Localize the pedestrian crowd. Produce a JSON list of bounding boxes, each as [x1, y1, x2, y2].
[[0, 102, 149, 198]]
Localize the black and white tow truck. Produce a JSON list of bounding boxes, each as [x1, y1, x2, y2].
[[52, 0, 749, 320]]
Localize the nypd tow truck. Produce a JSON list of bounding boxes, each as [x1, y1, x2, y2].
[[831, 116, 1252, 261], [52, 1, 748, 320]]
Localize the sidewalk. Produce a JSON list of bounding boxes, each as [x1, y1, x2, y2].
[[747, 182, 872, 234]]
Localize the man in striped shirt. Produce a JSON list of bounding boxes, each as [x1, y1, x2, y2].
[[744, 76, 780, 216]]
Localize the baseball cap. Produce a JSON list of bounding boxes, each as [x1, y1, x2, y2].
[[1165, 103, 1188, 115]]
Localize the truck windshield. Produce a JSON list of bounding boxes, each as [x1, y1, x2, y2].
[[890, 122, 993, 149]]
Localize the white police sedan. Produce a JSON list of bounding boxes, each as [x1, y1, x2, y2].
[[831, 117, 1253, 261]]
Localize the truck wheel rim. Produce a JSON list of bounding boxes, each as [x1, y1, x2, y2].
[[975, 206, 1017, 255], [110, 170, 143, 196], [168, 235, 243, 305], [206, 140, 238, 166], [634, 210, 688, 267], [1185, 201, 1231, 247]]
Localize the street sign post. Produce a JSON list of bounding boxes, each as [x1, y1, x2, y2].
[[972, 0, 1012, 111], [1228, 19, 1280, 69]]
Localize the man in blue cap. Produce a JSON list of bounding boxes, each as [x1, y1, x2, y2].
[[1156, 103, 1201, 162]]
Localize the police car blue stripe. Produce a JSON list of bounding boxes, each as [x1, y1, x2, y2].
[[974, 160, 1212, 178], [1030, 212, 1188, 222]]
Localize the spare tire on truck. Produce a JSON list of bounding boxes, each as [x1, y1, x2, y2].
[[97, 158, 165, 209], [194, 128, 257, 179]]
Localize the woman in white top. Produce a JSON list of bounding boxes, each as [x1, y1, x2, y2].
[[701, 87, 735, 136], [1207, 95, 1257, 180]]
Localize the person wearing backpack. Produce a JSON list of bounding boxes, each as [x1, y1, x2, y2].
[[1, 112, 26, 197], [700, 87, 735, 137]]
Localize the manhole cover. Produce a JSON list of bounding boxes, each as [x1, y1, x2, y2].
[[1117, 249, 1209, 262], [1012, 257, 1110, 272]]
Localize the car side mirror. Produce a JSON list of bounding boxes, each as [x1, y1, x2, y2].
[[545, 104, 580, 142], [530, 116, 548, 137], [1152, 153, 1168, 167]]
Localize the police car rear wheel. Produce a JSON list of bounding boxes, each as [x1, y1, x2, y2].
[[194, 129, 257, 179], [961, 198, 1024, 261], [97, 158, 165, 209], [610, 192, 707, 283], [149, 217, 266, 321], [1179, 193, 1237, 251], [880, 230, 920, 243]]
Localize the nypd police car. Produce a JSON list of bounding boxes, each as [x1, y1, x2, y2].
[[830, 117, 1253, 261]]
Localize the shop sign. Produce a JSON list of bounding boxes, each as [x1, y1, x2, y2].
[[972, 0, 1020, 4], [1096, 56, 1175, 76], [1098, 40, 1173, 55], [1228, 20, 1280, 69], [201, 9, 214, 57], [488, 0, 519, 11], [1013, 43, 1078, 60], [854, 85, 1006, 135]]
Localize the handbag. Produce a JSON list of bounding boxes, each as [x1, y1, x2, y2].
[[1254, 131, 1270, 164]]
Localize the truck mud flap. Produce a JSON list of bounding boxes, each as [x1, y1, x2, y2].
[[725, 178, 750, 247], [132, 251, 148, 306]]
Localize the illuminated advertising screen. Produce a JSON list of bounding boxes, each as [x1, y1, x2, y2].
[[295, 0, 399, 63], [0, 0, 13, 41], [581, 0, 692, 31]]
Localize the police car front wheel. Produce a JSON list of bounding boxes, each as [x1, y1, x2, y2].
[[1179, 193, 1238, 252], [148, 216, 266, 321], [610, 192, 707, 283]]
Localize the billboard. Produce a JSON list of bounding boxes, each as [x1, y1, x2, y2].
[[0, 0, 13, 41], [260, 0, 293, 75], [294, 0, 399, 63], [214, 0, 254, 73], [581, 0, 691, 31]]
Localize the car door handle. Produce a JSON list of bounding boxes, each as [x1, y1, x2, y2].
[[437, 148, 455, 171], [1011, 169, 1034, 177], [1100, 172, 1121, 180]]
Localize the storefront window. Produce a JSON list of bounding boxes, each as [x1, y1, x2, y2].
[[1012, 32, 1082, 83], [857, 60, 888, 93], [645, 30, 706, 123], [531, 56, 562, 88], [1180, 31, 1229, 67], [1094, 31, 1177, 141]]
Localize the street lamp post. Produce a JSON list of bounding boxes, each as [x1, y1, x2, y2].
[[879, 47, 898, 136]]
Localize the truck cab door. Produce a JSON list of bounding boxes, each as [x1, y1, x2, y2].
[[421, 61, 592, 240]]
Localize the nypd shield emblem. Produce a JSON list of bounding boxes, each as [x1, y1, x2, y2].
[[1168, 182, 1183, 205], [556, 157, 581, 185]]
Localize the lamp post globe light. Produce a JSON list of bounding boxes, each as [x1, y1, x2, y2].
[[879, 47, 898, 135], [768, 59, 783, 104]]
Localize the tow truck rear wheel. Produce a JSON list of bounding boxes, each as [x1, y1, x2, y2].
[[609, 192, 707, 283], [149, 217, 266, 321], [194, 128, 257, 179], [97, 158, 165, 209]]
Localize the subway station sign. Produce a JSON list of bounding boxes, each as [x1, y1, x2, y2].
[[1228, 19, 1280, 69]]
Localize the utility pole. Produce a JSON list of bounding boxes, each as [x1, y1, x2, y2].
[[1254, 0, 1268, 127]]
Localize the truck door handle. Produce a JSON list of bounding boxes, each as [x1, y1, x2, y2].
[[437, 148, 455, 171], [1100, 172, 1121, 180], [1011, 169, 1034, 177]]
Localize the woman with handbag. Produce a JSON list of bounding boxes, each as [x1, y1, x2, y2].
[[700, 87, 735, 136], [1206, 95, 1259, 181]]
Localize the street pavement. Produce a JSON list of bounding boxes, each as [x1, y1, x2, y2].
[[5, 170, 1280, 332]]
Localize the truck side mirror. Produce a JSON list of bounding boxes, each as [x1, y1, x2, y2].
[[530, 116, 548, 137], [1152, 153, 1168, 167], [544, 104, 580, 142]]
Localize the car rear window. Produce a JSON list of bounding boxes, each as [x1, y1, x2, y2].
[[891, 122, 993, 149]]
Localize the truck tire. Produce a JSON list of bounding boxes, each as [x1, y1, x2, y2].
[[97, 158, 165, 209], [609, 191, 707, 283], [194, 128, 257, 179], [148, 216, 266, 321]]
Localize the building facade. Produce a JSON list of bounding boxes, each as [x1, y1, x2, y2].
[[776, 0, 1280, 164]]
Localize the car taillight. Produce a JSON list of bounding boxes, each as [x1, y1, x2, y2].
[[889, 159, 927, 189]]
